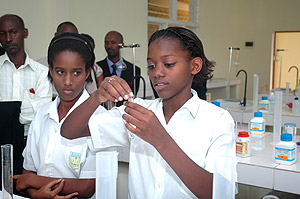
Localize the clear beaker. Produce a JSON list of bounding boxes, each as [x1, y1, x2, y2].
[[283, 123, 297, 142], [1, 144, 13, 199]]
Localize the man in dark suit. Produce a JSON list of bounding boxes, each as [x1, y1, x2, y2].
[[97, 31, 140, 107]]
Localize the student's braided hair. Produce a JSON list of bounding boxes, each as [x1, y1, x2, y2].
[[47, 32, 95, 83], [148, 27, 215, 84]]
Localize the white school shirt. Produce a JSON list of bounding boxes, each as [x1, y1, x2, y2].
[[0, 53, 52, 136], [89, 89, 237, 199], [23, 89, 106, 178]]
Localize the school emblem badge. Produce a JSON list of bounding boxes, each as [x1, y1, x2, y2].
[[69, 151, 81, 170]]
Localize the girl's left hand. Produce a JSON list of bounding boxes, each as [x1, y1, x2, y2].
[[13, 174, 33, 191], [122, 101, 167, 148]]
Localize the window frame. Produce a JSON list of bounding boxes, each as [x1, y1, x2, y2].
[[147, 0, 200, 35]]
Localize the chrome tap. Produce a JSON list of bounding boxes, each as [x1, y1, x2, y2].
[[236, 69, 247, 106], [288, 66, 299, 89]]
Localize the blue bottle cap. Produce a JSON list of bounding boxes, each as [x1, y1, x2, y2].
[[212, 101, 220, 107], [262, 96, 268, 100], [254, 112, 262, 117], [284, 123, 296, 127], [281, 133, 292, 142]]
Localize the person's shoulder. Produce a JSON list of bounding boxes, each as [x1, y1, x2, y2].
[[134, 97, 160, 109], [197, 99, 233, 120], [27, 56, 49, 72], [96, 58, 107, 66], [34, 100, 53, 118], [123, 59, 141, 73]]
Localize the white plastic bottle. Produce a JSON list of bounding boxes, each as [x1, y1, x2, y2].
[[236, 131, 251, 157], [292, 97, 300, 115], [269, 92, 275, 112], [258, 96, 270, 112], [250, 112, 265, 134], [275, 133, 296, 165]]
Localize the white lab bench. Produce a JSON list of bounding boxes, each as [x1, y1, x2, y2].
[[219, 101, 300, 127], [237, 133, 300, 195], [218, 100, 300, 195]]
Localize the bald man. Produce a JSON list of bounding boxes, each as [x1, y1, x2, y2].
[[97, 30, 141, 107]]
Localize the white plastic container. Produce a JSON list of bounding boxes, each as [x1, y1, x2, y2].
[[275, 133, 296, 165], [269, 92, 275, 112], [250, 112, 265, 134], [236, 131, 251, 157], [259, 96, 270, 112], [292, 97, 300, 115]]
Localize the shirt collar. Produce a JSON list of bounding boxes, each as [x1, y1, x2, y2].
[[106, 57, 122, 68], [0, 52, 37, 71], [178, 89, 201, 118], [47, 89, 90, 123], [0, 53, 11, 67]]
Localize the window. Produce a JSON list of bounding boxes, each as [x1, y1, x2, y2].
[[147, 0, 200, 40]]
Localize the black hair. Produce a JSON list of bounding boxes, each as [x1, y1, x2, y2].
[[0, 14, 25, 30], [47, 32, 95, 83], [56, 21, 77, 33], [148, 27, 215, 84], [81, 33, 95, 47]]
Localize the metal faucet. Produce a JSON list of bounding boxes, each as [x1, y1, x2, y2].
[[236, 69, 247, 106], [288, 66, 299, 89]]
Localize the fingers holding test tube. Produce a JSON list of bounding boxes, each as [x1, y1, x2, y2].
[[96, 75, 134, 104]]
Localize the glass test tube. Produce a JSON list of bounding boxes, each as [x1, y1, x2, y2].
[[1, 144, 13, 199]]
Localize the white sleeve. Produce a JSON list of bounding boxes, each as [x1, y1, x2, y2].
[[94, 63, 103, 77], [22, 114, 40, 172], [204, 111, 237, 199], [88, 106, 130, 150]]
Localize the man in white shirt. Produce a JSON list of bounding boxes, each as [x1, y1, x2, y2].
[[0, 14, 52, 137]]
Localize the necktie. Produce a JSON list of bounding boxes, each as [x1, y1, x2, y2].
[[111, 64, 117, 76]]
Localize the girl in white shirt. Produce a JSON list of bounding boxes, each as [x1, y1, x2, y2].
[[62, 27, 237, 199], [14, 33, 106, 198]]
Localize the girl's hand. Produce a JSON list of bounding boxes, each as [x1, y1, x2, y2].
[[95, 75, 134, 104], [122, 101, 167, 148], [32, 179, 78, 199], [13, 174, 34, 191]]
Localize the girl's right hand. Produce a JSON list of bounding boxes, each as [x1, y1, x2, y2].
[[94, 75, 134, 104]]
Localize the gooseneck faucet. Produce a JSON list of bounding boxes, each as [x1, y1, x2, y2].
[[288, 66, 299, 89], [236, 69, 247, 106]]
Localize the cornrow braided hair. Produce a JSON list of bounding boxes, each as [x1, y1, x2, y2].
[[148, 27, 215, 84]]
